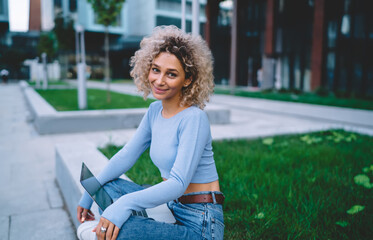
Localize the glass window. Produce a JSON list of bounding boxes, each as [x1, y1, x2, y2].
[[156, 15, 192, 32], [54, 0, 62, 8], [69, 0, 77, 12], [54, 0, 62, 15], [218, 0, 233, 26], [157, 0, 182, 12], [327, 21, 338, 47], [157, 0, 205, 17], [353, 15, 365, 39], [0, 0, 4, 15]]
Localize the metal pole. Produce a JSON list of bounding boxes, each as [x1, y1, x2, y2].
[[229, 0, 237, 91], [192, 0, 200, 36], [181, 0, 186, 32]]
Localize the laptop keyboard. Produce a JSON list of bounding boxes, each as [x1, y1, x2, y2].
[[131, 210, 148, 218]]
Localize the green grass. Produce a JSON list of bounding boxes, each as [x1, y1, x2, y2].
[[36, 89, 154, 111], [28, 80, 69, 86], [90, 79, 133, 84], [99, 130, 373, 239], [214, 88, 373, 110], [99, 146, 162, 185]]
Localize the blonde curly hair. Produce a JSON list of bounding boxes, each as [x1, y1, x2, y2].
[[130, 25, 214, 109]]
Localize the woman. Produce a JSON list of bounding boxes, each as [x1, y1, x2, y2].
[[77, 25, 224, 240]]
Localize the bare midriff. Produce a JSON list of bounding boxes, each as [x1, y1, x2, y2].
[[163, 178, 220, 194]]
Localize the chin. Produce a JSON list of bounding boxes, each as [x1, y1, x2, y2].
[[151, 92, 165, 101]]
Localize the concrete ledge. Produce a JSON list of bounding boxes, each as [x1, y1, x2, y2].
[[36, 108, 146, 134], [55, 142, 132, 229], [21, 82, 57, 118], [55, 142, 176, 230], [20, 81, 231, 134], [204, 104, 230, 124], [56, 142, 104, 228]]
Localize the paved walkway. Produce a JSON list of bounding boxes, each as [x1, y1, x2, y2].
[[0, 84, 77, 240], [1, 82, 372, 239]]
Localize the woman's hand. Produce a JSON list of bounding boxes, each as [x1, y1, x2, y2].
[[77, 205, 95, 223], [94, 217, 120, 240]]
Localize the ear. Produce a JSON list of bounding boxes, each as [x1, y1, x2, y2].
[[184, 77, 192, 87]]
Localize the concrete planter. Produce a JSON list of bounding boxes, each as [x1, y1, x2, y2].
[[20, 81, 230, 134]]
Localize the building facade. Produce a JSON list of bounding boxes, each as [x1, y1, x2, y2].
[[53, 0, 206, 79], [0, 0, 9, 45], [206, 0, 373, 96]]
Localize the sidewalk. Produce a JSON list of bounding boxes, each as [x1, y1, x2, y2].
[[1, 82, 372, 239], [0, 84, 77, 240]]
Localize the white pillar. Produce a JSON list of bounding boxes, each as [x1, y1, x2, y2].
[[181, 0, 186, 32], [62, 0, 69, 17], [80, 30, 86, 65], [77, 63, 87, 109], [76, 25, 87, 110], [192, 0, 200, 36]]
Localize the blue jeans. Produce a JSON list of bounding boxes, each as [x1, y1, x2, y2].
[[102, 179, 225, 240]]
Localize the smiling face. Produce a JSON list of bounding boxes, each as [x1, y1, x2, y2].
[[148, 52, 191, 106]]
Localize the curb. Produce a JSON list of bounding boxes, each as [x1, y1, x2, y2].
[[21, 81, 231, 134]]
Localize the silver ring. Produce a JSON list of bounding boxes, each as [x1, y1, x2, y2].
[[100, 226, 107, 233]]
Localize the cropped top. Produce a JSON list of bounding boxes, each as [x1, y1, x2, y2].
[[79, 100, 219, 228]]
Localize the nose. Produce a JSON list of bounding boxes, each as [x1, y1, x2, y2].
[[154, 74, 165, 85]]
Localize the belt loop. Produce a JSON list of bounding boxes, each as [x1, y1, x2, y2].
[[211, 192, 217, 204]]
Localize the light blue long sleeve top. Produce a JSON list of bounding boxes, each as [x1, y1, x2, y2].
[[79, 101, 219, 228]]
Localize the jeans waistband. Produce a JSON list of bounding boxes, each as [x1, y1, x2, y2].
[[175, 191, 225, 205]]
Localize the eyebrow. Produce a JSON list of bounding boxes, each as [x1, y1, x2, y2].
[[152, 63, 179, 73]]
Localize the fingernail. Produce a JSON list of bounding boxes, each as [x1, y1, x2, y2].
[[81, 217, 85, 222]]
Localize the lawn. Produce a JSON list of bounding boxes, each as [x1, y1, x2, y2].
[[90, 79, 133, 84], [36, 88, 154, 111], [215, 88, 373, 110], [99, 130, 373, 240], [28, 80, 69, 86]]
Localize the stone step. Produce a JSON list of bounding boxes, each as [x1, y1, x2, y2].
[[55, 141, 175, 229]]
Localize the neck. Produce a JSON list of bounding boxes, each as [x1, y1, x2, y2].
[[161, 100, 189, 118]]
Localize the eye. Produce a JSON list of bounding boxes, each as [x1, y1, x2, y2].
[[152, 67, 160, 73], [167, 72, 177, 78]]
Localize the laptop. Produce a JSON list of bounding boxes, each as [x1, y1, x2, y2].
[[80, 162, 176, 223]]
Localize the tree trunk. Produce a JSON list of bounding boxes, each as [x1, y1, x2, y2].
[[104, 26, 111, 103], [62, 51, 68, 80]]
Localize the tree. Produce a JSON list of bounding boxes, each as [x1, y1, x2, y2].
[[37, 32, 57, 62], [53, 13, 75, 51], [87, 0, 126, 103]]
